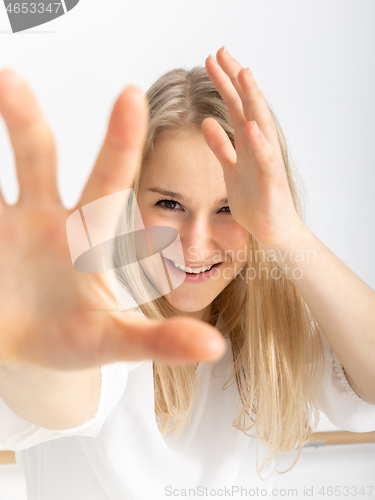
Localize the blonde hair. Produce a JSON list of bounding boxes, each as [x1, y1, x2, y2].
[[113, 66, 325, 478]]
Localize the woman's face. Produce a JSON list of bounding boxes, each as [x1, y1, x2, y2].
[[136, 128, 248, 323]]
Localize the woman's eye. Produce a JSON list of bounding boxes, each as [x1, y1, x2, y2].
[[154, 199, 231, 214], [221, 206, 231, 214], [155, 199, 182, 211]]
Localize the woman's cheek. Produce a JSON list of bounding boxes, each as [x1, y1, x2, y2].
[[139, 209, 164, 228], [224, 224, 249, 259]]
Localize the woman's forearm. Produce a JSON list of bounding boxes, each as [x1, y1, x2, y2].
[[268, 224, 375, 404], [0, 364, 102, 430]]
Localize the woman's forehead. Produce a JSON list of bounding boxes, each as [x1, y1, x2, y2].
[[144, 128, 222, 173]]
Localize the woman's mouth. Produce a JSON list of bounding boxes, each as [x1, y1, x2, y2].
[[165, 258, 223, 282]]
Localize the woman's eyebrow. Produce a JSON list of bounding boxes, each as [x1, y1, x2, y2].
[[146, 187, 228, 205]]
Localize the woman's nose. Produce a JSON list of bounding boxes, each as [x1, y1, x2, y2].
[[180, 217, 217, 261]]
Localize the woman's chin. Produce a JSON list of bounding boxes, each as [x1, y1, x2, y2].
[[163, 292, 212, 318]]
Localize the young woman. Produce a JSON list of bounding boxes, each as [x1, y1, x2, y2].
[[0, 48, 374, 500]]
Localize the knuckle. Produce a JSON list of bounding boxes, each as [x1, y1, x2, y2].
[[258, 144, 275, 164], [13, 122, 56, 163], [225, 93, 241, 108], [14, 141, 56, 165], [93, 168, 116, 189]]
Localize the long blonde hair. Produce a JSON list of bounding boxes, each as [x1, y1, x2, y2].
[[113, 66, 325, 477]]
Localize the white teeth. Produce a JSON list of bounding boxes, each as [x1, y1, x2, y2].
[[170, 260, 214, 274]]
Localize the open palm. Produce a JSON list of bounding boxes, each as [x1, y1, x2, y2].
[[202, 48, 304, 251], [0, 70, 225, 370]]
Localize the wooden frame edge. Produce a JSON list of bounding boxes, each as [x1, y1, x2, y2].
[[1, 431, 375, 465]]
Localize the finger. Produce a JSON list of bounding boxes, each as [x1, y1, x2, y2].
[[216, 48, 280, 150], [205, 54, 246, 129], [201, 117, 237, 169], [0, 69, 60, 206], [245, 121, 284, 182], [77, 87, 148, 208], [215, 47, 247, 103], [101, 314, 227, 365]]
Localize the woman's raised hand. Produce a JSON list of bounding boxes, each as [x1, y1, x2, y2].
[[0, 70, 226, 370], [202, 47, 305, 251]]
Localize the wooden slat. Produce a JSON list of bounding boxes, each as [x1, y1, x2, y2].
[[0, 450, 15, 464], [309, 430, 375, 446], [1, 431, 375, 465]]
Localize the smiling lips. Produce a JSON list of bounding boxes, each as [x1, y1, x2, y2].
[[167, 258, 222, 274]]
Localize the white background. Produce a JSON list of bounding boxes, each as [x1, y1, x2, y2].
[[0, 0, 374, 497]]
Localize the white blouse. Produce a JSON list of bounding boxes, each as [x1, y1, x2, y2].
[[1, 316, 375, 500]]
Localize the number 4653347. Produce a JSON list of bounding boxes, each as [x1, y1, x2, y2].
[[5, 3, 62, 14]]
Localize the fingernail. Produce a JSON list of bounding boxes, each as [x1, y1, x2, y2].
[[221, 46, 230, 57], [251, 121, 259, 134], [0, 69, 24, 94], [124, 86, 145, 104], [207, 55, 219, 67], [207, 333, 226, 354], [244, 67, 254, 81]]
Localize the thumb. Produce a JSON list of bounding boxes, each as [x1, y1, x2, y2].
[[101, 312, 228, 365]]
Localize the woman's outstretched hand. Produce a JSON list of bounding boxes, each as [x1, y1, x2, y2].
[[0, 70, 226, 370], [202, 47, 305, 251]]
